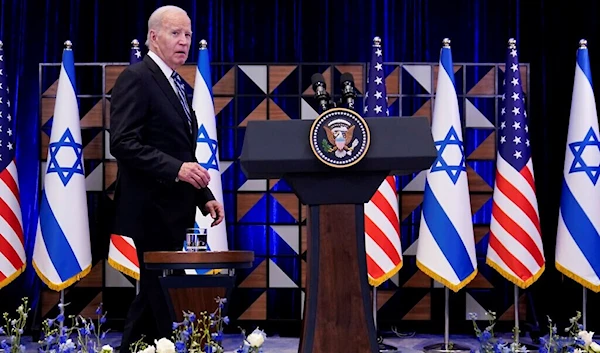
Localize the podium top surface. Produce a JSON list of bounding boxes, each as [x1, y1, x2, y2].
[[240, 116, 436, 179], [143, 251, 255, 270]]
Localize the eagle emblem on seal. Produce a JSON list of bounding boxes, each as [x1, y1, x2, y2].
[[322, 121, 360, 158]]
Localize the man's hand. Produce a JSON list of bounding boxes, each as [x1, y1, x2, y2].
[[178, 162, 210, 188], [204, 200, 224, 227]]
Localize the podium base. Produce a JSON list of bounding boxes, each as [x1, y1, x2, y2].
[[378, 342, 398, 352], [423, 343, 471, 353]]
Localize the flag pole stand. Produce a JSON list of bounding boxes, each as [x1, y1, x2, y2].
[[513, 285, 538, 352], [423, 287, 470, 353], [583, 287, 587, 330], [372, 286, 399, 353]]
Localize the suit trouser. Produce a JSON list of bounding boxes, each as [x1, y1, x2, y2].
[[120, 246, 173, 350]]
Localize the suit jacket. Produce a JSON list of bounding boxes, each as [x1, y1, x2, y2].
[[109, 55, 215, 252]]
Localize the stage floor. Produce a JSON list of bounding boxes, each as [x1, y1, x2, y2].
[[20, 332, 537, 353]]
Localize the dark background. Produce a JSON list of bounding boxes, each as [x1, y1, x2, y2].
[[1, 0, 599, 336]]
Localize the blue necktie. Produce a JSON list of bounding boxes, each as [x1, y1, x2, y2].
[[171, 71, 192, 132]]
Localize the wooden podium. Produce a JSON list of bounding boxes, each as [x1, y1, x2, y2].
[[239, 117, 437, 353], [144, 251, 254, 322]]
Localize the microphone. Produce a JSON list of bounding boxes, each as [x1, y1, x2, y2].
[[311, 73, 332, 112], [340, 72, 356, 110]]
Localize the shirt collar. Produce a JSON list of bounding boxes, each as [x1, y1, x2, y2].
[[147, 50, 174, 80]]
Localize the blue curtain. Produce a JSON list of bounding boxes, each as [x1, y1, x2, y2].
[[1, 0, 600, 328]]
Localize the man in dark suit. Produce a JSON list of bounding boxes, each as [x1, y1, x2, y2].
[[109, 5, 224, 350]]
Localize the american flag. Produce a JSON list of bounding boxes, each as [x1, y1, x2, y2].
[[130, 39, 142, 64], [363, 36, 402, 286], [106, 39, 143, 281], [486, 39, 545, 288], [0, 40, 26, 289]]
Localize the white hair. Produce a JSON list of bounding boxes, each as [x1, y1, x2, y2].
[[146, 5, 188, 47]]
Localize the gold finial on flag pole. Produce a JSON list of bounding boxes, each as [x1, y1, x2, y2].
[[64, 40, 73, 50], [442, 38, 451, 48], [508, 38, 517, 49], [580, 39, 588, 49], [200, 39, 208, 50], [131, 39, 140, 48], [0, 41, 3, 50]]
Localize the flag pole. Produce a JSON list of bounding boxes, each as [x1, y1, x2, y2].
[[59, 290, 65, 331], [372, 285, 399, 353], [583, 287, 587, 330], [444, 286, 450, 349], [136, 280, 140, 295], [514, 285, 520, 344], [423, 287, 469, 353]]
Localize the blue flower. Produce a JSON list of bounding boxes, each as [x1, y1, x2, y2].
[[1, 340, 9, 350], [47, 318, 55, 327], [0, 327, 4, 335], [468, 312, 478, 320], [100, 317, 106, 324], [95, 304, 103, 315], [189, 313, 196, 322], [57, 314, 65, 323], [172, 322, 180, 330], [540, 346, 548, 353], [175, 341, 185, 353], [223, 316, 230, 325]]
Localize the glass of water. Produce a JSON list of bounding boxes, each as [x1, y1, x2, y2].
[[185, 227, 207, 252]]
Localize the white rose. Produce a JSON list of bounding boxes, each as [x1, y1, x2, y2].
[[101, 345, 114, 353], [154, 338, 176, 353], [579, 331, 595, 347], [246, 328, 266, 347], [139, 346, 156, 353], [574, 349, 585, 353], [590, 342, 600, 353]]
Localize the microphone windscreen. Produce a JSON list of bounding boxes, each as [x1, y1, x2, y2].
[[340, 72, 354, 85]]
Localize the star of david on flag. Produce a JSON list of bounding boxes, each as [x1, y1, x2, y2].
[[568, 127, 600, 185], [46, 128, 84, 186], [430, 126, 466, 185], [197, 124, 219, 171]]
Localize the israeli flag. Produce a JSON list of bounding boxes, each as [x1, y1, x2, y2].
[[556, 40, 600, 292], [186, 40, 229, 275], [416, 39, 477, 292], [33, 42, 91, 291]]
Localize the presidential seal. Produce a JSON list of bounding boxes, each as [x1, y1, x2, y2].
[[309, 108, 370, 168]]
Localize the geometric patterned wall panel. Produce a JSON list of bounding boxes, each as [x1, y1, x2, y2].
[[39, 60, 529, 334]]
